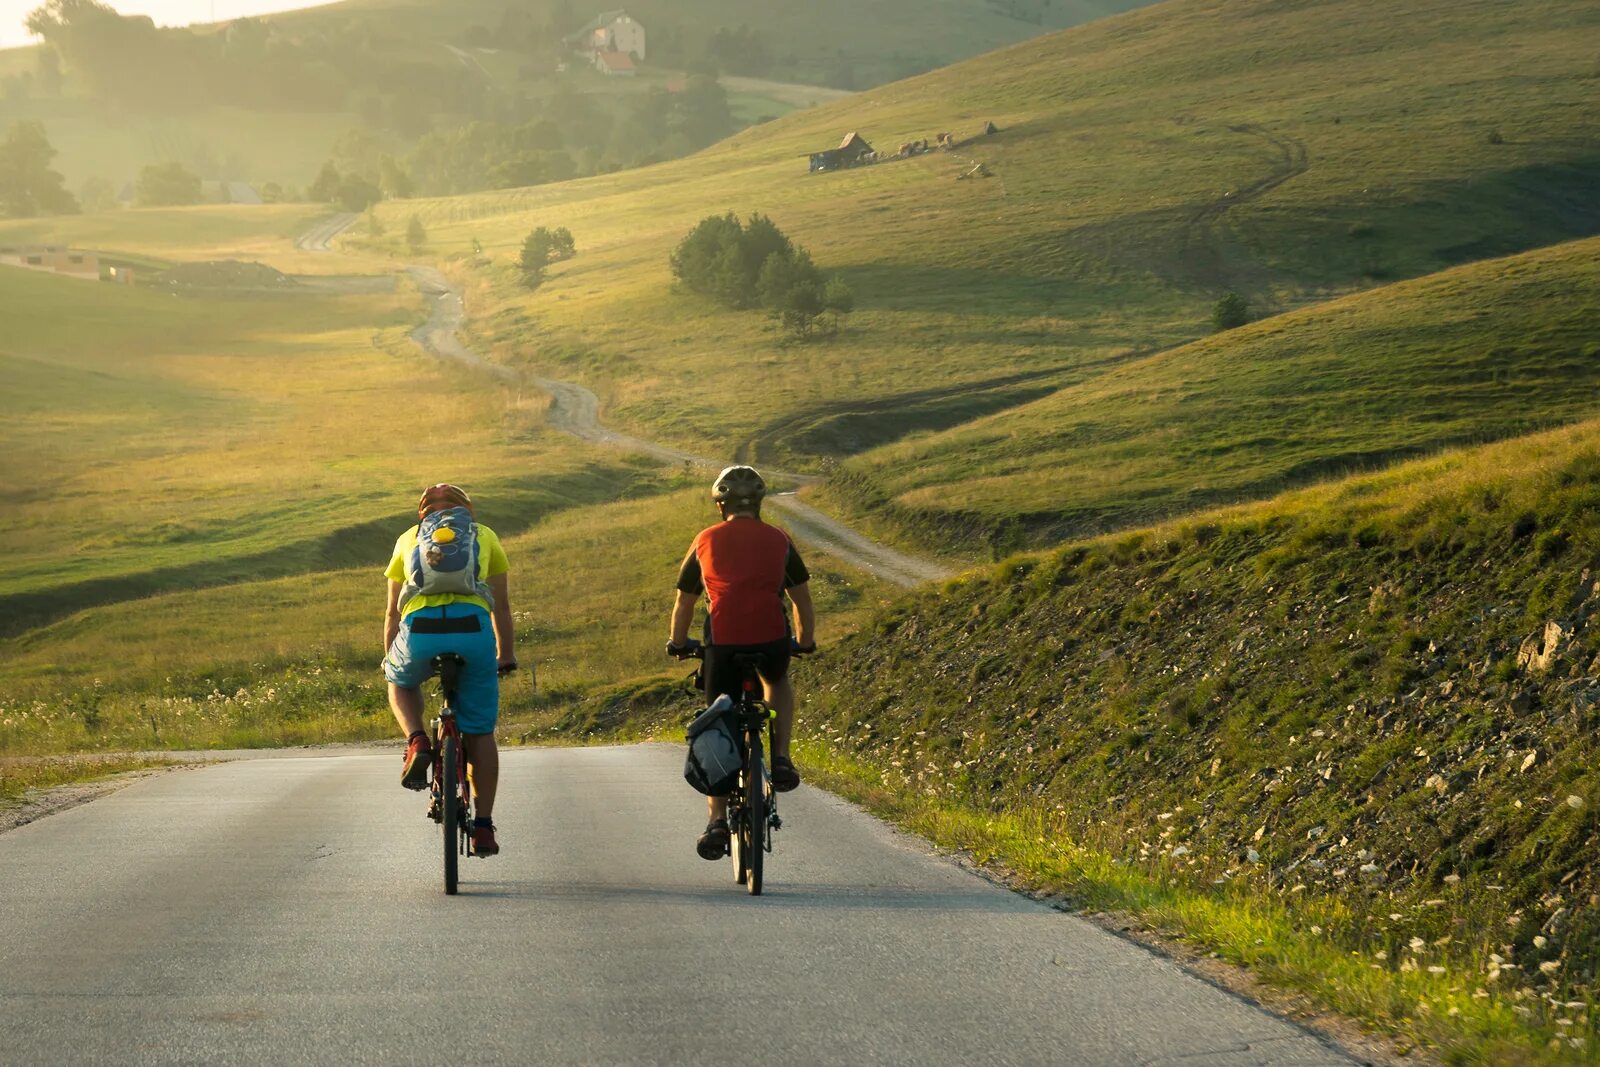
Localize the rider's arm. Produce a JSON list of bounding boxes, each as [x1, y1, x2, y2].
[[670, 589, 697, 646], [788, 582, 815, 648], [488, 572, 515, 666], [384, 579, 402, 655]]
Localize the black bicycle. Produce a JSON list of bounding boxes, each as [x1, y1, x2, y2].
[[672, 642, 812, 895], [426, 653, 474, 895]]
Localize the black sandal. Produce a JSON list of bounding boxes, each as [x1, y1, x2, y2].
[[771, 755, 801, 792], [696, 818, 730, 860]]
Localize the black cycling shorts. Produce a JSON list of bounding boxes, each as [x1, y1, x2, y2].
[[703, 639, 791, 703]]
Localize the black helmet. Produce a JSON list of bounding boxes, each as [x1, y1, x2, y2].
[[712, 465, 766, 508]]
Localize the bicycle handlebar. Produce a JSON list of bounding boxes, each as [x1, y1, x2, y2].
[[667, 638, 817, 659]]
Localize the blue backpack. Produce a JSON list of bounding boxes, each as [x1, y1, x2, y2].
[[398, 507, 493, 608]]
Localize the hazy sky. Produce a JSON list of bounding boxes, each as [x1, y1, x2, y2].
[[0, 1, 325, 50]]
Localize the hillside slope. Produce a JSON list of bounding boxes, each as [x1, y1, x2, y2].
[[832, 235, 1600, 549], [395, 0, 1599, 512], [798, 418, 1600, 1055]]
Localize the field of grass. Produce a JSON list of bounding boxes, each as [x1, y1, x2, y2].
[[0, 256, 656, 637], [829, 235, 1600, 550], [371, 0, 1598, 550], [0, 205, 892, 755], [788, 419, 1600, 1063]]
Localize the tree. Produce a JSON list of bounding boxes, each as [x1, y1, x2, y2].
[[336, 172, 381, 212], [781, 281, 825, 338], [135, 161, 201, 206], [520, 230, 551, 288], [78, 175, 116, 212], [0, 121, 79, 217], [1211, 291, 1250, 332], [308, 161, 342, 203], [550, 226, 575, 260], [822, 275, 855, 332], [379, 154, 412, 199], [364, 206, 384, 237], [406, 213, 426, 252]]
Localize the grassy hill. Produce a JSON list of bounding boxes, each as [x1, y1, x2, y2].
[[379, 0, 1599, 547], [829, 235, 1600, 550], [794, 418, 1600, 1062], [0, 0, 1147, 194]]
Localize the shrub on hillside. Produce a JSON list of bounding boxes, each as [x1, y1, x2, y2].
[[405, 214, 426, 252], [1211, 291, 1250, 332], [672, 213, 844, 338], [519, 226, 575, 288]]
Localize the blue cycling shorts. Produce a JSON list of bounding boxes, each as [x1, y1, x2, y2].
[[383, 604, 499, 734]]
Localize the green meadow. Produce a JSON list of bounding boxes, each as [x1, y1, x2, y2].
[[367, 0, 1599, 556]]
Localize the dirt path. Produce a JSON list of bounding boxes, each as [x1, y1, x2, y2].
[[294, 212, 360, 252], [398, 267, 953, 587]]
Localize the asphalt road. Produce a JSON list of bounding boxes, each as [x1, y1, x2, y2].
[[0, 746, 1354, 1066]]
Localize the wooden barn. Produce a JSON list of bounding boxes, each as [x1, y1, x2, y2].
[[809, 131, 875, 173]]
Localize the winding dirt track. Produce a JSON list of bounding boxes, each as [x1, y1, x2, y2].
[[289, 214, 955, 588], [400, 260, 953, 587]]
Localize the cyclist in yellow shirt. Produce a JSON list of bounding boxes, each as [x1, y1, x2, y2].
[[383, 484, 517, 856]]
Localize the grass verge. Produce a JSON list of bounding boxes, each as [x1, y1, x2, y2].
[[795, 740, 1586, 1065]]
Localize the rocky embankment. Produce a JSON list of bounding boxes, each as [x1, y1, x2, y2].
[[799, 425, 1600, 1012]]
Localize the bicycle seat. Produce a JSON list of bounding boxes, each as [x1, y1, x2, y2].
[[431, 653, 465, 700]]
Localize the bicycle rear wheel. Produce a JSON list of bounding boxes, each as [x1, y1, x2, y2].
[[441, 733, 460, 895], [746, 752, 765, 896]]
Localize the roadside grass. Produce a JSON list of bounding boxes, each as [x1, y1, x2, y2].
[[0, 477, 894, 757], [832, 235, 1600, 551], [375, 0, 1598, 513], [0, 754, 185, 810], [781, 418, 1600, 1064], [797, 742, 1583, 1067]]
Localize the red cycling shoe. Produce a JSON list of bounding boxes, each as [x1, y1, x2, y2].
[[472, 822, 500, 856], [400, 734, 433, 791]]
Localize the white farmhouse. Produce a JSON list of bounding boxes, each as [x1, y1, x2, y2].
[[567, 10, 646, 61]]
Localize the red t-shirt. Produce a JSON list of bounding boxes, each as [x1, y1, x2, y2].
[[677, 517, 809, 645]]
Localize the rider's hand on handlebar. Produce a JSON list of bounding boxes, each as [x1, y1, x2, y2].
[[496, 657, 519, 677], [666, 638, 703, 660], [790, 638, 817, 656]]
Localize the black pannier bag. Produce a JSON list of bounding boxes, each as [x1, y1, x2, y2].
[[684, 694, 741, 796]]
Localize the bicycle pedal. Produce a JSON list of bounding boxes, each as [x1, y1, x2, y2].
[[771, 815, 783, 830]]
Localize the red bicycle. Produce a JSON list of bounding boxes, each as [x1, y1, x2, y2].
[[426, 653, 474, 895]]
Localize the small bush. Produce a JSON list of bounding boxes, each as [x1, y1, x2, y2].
[[405, 214, 426, 253], [1486, 129, 1505, 145], [1211, 291, 1250, 331]]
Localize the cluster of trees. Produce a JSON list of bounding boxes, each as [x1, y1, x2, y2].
[[518, 226, 576, 287], [23, 0, 481, 115], [670, 214, 854, 338], [134, 161, 202, 206], [0, 121, 78, 217]]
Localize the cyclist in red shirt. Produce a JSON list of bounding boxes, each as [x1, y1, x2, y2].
[[667, 465, 815, 860]]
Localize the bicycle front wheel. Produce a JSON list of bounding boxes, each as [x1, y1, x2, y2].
[[746, 753, 765, 896], [441, 733, 460, 896]]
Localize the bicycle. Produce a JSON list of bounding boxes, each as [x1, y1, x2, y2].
[[672, 641, 813, 895], [425, 653, 474, 895]]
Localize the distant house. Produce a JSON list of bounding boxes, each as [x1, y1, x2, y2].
[[566, 10, 646, 61], [595, 50, 636, 76], [0, 244, 100, 280], [808, 131, 875, 173]]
